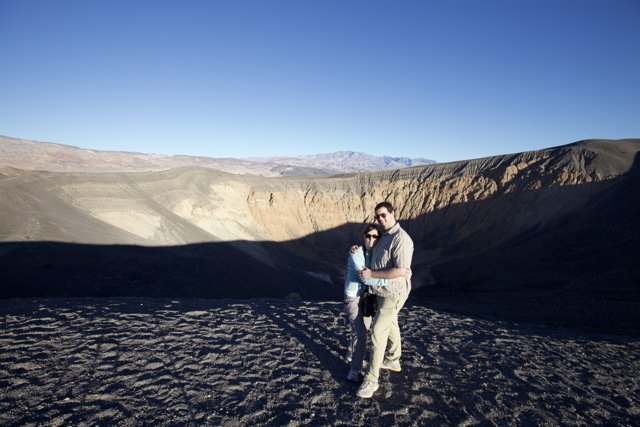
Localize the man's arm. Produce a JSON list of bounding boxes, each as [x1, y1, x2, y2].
[[359, 267, 409, 281], [349, 248, 391, 287]]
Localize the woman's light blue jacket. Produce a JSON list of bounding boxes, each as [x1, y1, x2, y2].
[[344, 246, 389, 298]]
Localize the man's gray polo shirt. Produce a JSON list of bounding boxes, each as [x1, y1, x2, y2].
[[369, 222, 414, 300]]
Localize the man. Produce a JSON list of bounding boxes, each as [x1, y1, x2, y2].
[[356, 201, 414, 398]]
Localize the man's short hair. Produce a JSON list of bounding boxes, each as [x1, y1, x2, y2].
[[374, 201, 395, 213]]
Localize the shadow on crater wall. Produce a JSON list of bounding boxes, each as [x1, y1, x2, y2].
[[1, 153, 639, 334]]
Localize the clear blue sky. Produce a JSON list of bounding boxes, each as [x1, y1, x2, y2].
[[1, 0, 638, 162]]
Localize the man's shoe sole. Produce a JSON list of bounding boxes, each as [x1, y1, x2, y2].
[[381, 365, 401, 372]]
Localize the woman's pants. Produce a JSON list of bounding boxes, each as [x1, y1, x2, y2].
[[344, 295, 372, 371]]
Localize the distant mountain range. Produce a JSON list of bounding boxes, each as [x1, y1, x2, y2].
[[0, 135, 435, 176]]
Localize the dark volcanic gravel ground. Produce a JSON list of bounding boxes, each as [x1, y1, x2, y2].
[[1, 298, 638, 426]]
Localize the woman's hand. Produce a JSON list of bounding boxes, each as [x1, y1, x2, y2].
[[358, 268, 372, 281]]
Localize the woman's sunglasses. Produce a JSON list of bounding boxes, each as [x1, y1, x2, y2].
[[364, 234, 379, 239]]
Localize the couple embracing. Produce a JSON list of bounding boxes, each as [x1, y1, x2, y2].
[[344, 201, 414, 399]]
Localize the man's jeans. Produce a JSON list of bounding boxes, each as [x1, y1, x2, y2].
[[364, 295, 407, 383]]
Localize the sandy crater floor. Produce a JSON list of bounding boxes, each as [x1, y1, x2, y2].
[[1, 298, 638, 426]]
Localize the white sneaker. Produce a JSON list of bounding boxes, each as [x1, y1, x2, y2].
[[381, 359, 401, 372], [356, 380, 379, 398], [347, 368, 359, 382]]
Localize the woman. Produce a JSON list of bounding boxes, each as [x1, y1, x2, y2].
[[344, 224, 409, 382]]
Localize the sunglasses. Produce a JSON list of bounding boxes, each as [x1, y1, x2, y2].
[[364, 234, 379, 239]]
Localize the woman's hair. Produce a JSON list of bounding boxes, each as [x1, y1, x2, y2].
[[362, 224, 380, 236]]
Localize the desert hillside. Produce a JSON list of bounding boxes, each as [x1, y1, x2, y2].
[[1, 139, 639, 332]]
